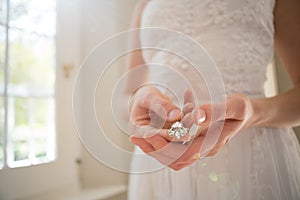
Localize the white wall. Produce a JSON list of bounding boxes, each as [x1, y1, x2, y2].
[[78, 0, 136, 188]]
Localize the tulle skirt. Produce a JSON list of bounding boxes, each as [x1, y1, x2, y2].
[[128, 127, 300, 200]]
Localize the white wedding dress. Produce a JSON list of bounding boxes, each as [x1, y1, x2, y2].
[[128, 0, 300, 199]]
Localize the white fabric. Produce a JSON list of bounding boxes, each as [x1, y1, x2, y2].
[[128, 0, 300, 199]]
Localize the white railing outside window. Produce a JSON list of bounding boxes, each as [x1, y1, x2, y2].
[[0, 0, 56, 169]]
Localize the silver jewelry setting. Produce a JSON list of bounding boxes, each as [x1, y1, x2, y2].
[[167, 122, 189, 140]]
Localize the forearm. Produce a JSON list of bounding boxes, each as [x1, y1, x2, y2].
[[120, 0, 149, 121], [250, 83, 300, 128], [121, 64, 150, 121]]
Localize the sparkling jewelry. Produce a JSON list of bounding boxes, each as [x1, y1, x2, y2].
[[167, 122, 189, 140]]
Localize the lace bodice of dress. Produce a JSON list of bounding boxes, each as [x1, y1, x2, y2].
[[140, 0, 275, 98]]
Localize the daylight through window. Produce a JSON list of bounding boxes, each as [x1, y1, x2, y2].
[[0, 0, 56, 168]]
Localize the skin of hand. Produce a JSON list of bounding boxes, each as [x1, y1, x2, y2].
[[129, 85, 193, 141], [175, 93, 255, 169], [128, 0, 300, 171], [131, 89, 255, 170], [129, 86, 202, 168]]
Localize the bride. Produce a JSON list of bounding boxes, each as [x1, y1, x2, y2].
[[125, 0, 300, 199]]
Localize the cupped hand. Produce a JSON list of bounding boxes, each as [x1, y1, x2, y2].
[[129, 88, 196, 167], [129, 85, 192, 144], [170, 93, 254, 170], [130, 89, 200, 169], [129, 85, 254, 170]]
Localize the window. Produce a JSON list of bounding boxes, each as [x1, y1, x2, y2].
[[0, 0, 56, 168]]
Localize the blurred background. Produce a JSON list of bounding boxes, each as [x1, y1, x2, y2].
[[0, 0, 298, 199]]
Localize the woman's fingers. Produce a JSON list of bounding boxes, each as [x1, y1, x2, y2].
[[168, 159, 196, 171], [156, 141, 188, 159], [186, 121, 240, 159], [130, 136, 188, 166], [173, 135, 205, 164], [191, 94, 250, 126], [184, 88, 195, 104], [149, 96, 183, 121], [130, 125, 230, 170], [191, 104, 221, 126], [130, 136, 156, 153], [129, 122, 169, 137], [159, 130, 191, 142], [131, 86, 183, 128], [131, 134, 189, 158], [130, 137, 177, 165], [130, 121, 190, 142], [226, 94, 251, 120], [181, 112, 194, 128], [144, 134, 169, 150], [171, 123, 226, 166], [182, 103, 195, 115], [129, 88, 250, 170]]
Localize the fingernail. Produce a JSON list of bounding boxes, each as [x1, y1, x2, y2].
[[168, 109, 181, 119], [197, 109, 206, 124], [193, 153, 201, 160]]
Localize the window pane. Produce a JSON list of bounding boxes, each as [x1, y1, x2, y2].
[[32, 98, 55, 164], [0, 0, 7, 25], [4, 0, 56, 168], [14, 97, 29, 128], [13, 139, 29, 161], [8, 97, 55, 167], [0, 25, 5, 93], [9, 0, 56, 36], [9, 97, 30, 164], [8, 29, 55, 95], [34, 138, 47, 158]]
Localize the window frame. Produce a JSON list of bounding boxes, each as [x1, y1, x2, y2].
[[0, 0, 82, 198], [0, 0, 57, 169]]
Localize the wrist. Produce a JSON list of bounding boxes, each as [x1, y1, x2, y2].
[[247, 99, 260, 128], [247, 98, 274, 128]]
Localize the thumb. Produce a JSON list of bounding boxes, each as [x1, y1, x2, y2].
[[191, 95, 249, 125], [225, 94, 250, 120]]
